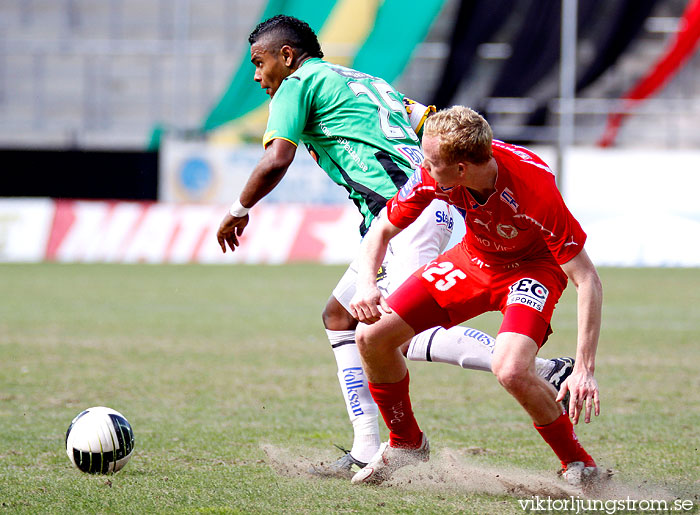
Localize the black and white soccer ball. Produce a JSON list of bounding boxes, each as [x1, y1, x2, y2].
[[65, 406, 135, 474]]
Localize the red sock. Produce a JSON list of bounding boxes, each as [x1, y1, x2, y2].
[[534, 413, 596, 468], [368, 371, 423, 448]]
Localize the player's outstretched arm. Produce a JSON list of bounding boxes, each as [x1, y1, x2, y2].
[[349, 211, 403, 324], [558, 248, 603, 424], [217, 139, 297, 253]]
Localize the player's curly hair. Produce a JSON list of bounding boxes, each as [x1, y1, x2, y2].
[[424, 106, 493, 165], [248, 15, 324, 58]]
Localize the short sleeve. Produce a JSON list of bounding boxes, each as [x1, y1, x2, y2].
[[386, 167, 437, 229], [525, 176, 587, 265], [263, 76, 311, 148]]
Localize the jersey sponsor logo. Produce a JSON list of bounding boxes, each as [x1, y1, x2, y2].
[[497, 224, 518, 239], [473, 234, 514, 252], [398, 169, 423, 201], [337, 137, 369, 172], [500, 188, 519, 212], [507, 278, 549, 312], [435, 210, 454, 230], [395, 144, 424, 169], [342, 367, 366, 416], [319, 121, 332, 138], [318, 120, 370, 172], [474, 234, 490, 247]]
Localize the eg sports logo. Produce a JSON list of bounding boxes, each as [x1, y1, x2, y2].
[[507, 278, 549, 312]]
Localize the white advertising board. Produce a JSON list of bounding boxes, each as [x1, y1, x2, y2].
[[159, 141, 347, 205], [2, 148, 699, 266], [0, 198, 54, 262]]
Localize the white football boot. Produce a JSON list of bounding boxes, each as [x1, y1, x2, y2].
[[561, 461, 613, 495], [351, 434, 430, 485], [561, 461, 598, 486]]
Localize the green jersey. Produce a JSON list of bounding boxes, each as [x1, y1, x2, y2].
[[263, 58, 424, 234]]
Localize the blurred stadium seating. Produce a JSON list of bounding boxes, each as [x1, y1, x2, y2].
[[0, 0, 260, 148], [0, 0, 698, 149]]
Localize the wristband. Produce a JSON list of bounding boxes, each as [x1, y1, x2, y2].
[[229, 199, 250, 217]]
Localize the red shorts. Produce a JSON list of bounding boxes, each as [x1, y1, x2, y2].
[[387, 246, 568, 347]]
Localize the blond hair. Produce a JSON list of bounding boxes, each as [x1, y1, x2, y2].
[[424, 106, 493, 165]]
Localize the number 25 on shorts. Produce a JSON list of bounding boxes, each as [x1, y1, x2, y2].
[[422, 262, 466, 291]]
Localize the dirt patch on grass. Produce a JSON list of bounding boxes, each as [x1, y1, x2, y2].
[[261, 443, 334, 479], [389, 448, 578, 499], [262, 444, 682, 502]]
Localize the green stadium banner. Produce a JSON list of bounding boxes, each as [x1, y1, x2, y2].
[[202, 0, 338, 132], [199, 0, 447, 138], [352, 0, 446, 84]]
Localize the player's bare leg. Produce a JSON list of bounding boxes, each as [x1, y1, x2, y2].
[[491, 333, 562, 423], [356, 314, 414, 383], [491, 332, 597, 488]]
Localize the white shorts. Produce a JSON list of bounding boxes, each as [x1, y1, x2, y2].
[[333, 199, 458, 312]]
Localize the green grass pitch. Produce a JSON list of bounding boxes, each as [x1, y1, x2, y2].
[[1, 264, 698, 513]]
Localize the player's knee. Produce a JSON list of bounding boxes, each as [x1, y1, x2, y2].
[[354, 325, 372, 356], [355, 325, 387, 358], [321, 297, 357, 331], [493, 358, 529, 394]]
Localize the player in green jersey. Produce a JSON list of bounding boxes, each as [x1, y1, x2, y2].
[[261, 56, 425, 235], [216, 15, 574, 479]]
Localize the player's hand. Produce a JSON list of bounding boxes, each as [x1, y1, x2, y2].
[[349, 285, 392, 324], [557, 369, 600, 424], [217, 212, 249, 253]]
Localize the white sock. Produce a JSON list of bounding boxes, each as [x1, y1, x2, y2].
[[407, 326, 494, 371], [407, 326, 553, 378], [327, 329, 380, 463]]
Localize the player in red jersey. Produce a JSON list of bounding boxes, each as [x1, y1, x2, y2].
[[348, 106, 603, 489]]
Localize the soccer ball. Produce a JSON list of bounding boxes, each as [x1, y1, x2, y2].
[[65, 406, 135, 474]]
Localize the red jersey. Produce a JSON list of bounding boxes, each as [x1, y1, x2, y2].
[[386, 140, 586, 268]]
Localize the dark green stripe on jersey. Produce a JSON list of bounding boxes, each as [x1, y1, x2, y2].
[[374, 151, 410, 190]]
